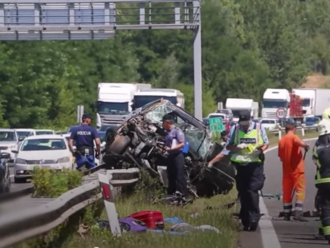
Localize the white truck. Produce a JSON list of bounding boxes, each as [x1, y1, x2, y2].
[[292, 88, 330, 117], [253, 101, 259, 119], [133, 88, 185, 109], [225, 98, 256, 122], [96, 83, 151, 128], [261, 89, 290, 119]]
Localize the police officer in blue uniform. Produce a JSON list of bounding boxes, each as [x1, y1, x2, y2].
[[69, 113, 101, 170], [226, 110, 269, 231], [162, 114, 188, 200]]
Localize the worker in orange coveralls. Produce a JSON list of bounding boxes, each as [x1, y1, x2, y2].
[[278, 119, 310, 221]]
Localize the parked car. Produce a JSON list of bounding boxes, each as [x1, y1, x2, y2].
[[302, 116, 320, 128], [208, 112, 232, 124], [12, 135, 73, 183], [216, 109, 234, 121], [0, 129, 19, 163], [15, 128, 35, 139], [260, 118, 278, 131], [35, 129, 55, 135], [104, 99, 235, 198]]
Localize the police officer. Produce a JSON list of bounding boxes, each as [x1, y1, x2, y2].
[[69, 113, 101, 170], [207, 130, 231, 168], [312, 107, 330, 244], [226, 110, 269, 231], [162, 114, 188, 201]]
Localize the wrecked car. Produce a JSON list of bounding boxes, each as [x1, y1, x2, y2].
[[102, 99, 235, 198]]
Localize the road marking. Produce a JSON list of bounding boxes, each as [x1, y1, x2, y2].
[[259, 137, 317, 248]]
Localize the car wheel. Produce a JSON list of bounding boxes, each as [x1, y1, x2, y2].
[[108, 135, 131, 155], [14, 177, 26, 183]]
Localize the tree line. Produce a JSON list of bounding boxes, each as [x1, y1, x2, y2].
[[0, 0, 329, 129]]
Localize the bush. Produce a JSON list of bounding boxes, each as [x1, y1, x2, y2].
[[31, 168, 83, 198]]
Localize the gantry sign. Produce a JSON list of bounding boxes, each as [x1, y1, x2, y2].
[[0, 0, 202, 119]]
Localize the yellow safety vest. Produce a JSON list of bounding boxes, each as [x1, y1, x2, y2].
[[230, 123, 263, 164], [313, 145, 330, 185]]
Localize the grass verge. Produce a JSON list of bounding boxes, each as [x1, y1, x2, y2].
[[57, 172, 239, 248]]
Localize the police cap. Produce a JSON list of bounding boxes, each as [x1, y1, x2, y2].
[[238, 110, 251, 124], [82, 113, 93, 120]]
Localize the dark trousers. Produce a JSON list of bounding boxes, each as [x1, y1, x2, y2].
[[166, 153, 187, 196], [233, 162, 265, 227], [318, 186, 330, 240]]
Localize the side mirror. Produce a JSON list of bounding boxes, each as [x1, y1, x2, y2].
[[11, 150, 18, 154], [19, 137, 24, 141], [1, 153, 10, 159]]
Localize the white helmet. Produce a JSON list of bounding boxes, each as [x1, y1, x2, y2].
[[322, 107, 330, 121], [318, 119, 330, 136]]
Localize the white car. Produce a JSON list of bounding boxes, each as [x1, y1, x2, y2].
[[0, 129, 20, 162], [12, 135, 73, 183], [260, 118, 278, 131], [35, 129, 55, 135]]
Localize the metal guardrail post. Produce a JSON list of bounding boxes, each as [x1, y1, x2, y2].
[[98, 171, 121, 237]]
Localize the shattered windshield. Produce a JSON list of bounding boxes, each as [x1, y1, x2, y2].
[[144, 103, 210, 159]]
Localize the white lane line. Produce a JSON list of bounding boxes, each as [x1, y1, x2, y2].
[[259, 138, 317, 248]]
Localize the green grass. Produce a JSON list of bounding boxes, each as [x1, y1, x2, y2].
[[56, 189, 239, 248], [267, 128, 318, 147], [16, 128, 318, 248]]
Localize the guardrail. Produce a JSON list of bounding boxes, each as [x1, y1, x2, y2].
[[0, 167, 140, 248], [269, 125, 318, 138]]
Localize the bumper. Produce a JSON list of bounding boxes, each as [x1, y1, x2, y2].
[[14, 162, 73, 177]]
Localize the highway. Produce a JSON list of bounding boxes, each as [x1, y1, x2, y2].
[[8, 167, 32, 192], [240, 138, 327, 248]]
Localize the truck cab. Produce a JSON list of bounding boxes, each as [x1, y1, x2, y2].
[[225, 98, 254, 122], [262, 89, 290, 118], [292, 89, 315, 116], [96, 83, 151, 128], [133, 88, 185, 109]]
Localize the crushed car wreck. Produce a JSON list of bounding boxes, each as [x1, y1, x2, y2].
[[102, 99, 235, 198]]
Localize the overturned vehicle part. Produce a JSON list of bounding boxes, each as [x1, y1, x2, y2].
[[102, 99, 235, 198]]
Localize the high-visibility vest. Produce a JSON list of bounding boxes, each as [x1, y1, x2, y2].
[[230, 123, 263, 164], [313, 142, 330, 186]]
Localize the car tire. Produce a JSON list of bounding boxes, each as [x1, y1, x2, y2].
[[108, 135, 131, 155], [14, 177, 26, 183]]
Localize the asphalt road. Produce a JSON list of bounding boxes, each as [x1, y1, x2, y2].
[[8, 167, 32, 192], [239, 138, 329, 248]]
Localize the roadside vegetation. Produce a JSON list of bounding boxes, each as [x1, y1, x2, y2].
[[53, 171, 240, 248], [1, 1, 330, 129]]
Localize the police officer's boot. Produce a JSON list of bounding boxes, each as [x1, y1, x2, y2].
[[293, 210, 308, 222], [283, 213, 291, 221]]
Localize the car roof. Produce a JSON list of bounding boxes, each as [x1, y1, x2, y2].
[[0, 128, 15, 132], [35, 129, 54, 131], [15, 128, 35, 131], [24, 134, 64, 140]]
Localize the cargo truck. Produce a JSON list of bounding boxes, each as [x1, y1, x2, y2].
[[292, 88, 330, 117], [225, 98, 257, 122], [261, 88, 303, 122], [96, 83, 151, 128]]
